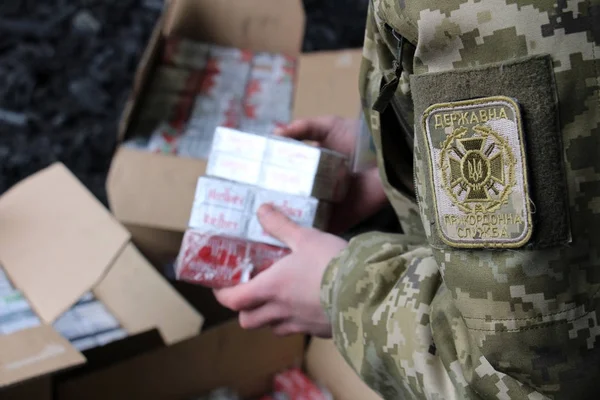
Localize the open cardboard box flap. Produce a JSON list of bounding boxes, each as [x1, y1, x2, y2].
[[0, 163, 131, 323], [163, 0, 305, 55], [0, 163, 203, 388], [108, 0, 363, 232]]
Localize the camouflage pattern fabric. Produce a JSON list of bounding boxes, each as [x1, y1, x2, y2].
[[321, 0, 600, 399]]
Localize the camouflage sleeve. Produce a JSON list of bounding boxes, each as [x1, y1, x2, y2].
[[320, 233, 460, 399], [322, 0, 600, 399]]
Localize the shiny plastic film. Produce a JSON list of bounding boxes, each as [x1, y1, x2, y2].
[[206, 127, 351, 202]]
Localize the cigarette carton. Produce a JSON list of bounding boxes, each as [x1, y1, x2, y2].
[[175, 230, 290, 288], [206, 128, 350, 202], [189, 176, 330, 245], [174, 176, 331, 286]]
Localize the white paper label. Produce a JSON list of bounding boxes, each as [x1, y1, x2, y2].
[[253, 189, 317, 225], [189, 204, 248, 236], [195, 177, 252, 212]]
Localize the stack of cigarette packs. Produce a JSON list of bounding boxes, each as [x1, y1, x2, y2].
[[124, 36, 297, 160], [0, 267, 127, 351], [175, 127, 350, 289], [191, 368, 332, 400]]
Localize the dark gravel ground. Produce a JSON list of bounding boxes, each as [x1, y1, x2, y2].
[[0, 0, 368, 205]]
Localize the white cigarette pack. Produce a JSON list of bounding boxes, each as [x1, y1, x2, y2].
[[188, 176, 330, 247], [206, 127, 349, 202]]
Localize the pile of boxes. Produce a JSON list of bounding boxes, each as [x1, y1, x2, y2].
[[124, 37, 297, 160], [174, 127, 350, 288], [0, 267, 127, 352]]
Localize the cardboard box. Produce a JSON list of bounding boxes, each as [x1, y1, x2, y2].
[[0, 163, 203, 393], [106, 0, 363, 268], [54, 320, 382, 400]]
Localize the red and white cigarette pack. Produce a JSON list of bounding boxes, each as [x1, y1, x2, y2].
[[188, 176, 330, 245], [175, 175, 330, 287], [147, 122, 184, 155], [201, 46, 252, 99], [243, 53, 296, 125], [206, 127, 350, 202], [175, 230, 290, 288]]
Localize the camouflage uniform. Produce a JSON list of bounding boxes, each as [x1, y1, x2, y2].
[[321, 0, 600, 399]]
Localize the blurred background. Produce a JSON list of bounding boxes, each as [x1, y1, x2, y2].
[[0, 0, 369, 205]]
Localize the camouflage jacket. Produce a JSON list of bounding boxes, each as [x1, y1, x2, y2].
[[321, 0, 600, 399]]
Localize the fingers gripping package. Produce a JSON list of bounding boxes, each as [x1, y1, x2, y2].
[[175, 176, 331, 288], [175, 127, 349, 288]]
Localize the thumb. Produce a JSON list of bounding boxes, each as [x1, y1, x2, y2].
[[257, 204, 306, 250]]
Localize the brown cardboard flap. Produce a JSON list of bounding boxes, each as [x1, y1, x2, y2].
[[293, 49, 363, 120], [94, 243, 203, 345], [164, 0, 305, 56], [305, 338, 382, 400], [57, 321, 305, 400], [107, 148, 207, 231], [0, 326, 85, 388], [0, 163, 130, 323]]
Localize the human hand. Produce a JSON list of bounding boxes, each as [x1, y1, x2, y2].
[[275, 116, 388, 234], [213, 204, 347, 338]]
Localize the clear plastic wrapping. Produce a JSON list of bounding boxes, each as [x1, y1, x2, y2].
[[206, 127, 350, 203], [174, 127, 346, 288], [175, 230, 290, 288]]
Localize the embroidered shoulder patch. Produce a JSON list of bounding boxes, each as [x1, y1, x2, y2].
[[421, 96, 532, 248]]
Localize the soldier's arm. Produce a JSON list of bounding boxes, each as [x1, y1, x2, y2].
[[407, 0, 600, 398], [322, 0, 600, 399]]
